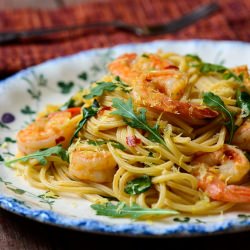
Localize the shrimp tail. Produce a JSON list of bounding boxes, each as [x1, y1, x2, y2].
[[138, 94, 218, 120], [199, 175, 250, 203]]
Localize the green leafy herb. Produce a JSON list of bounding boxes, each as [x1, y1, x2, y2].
[[5, 145, 68, 167], [87, 139, 126, 150], [186, 54, 201, 62], [87, 140, 107, 146], [59, 98, 76, 111], [200, 63, 227, 73], [0, 155, 4, 161], [124, 175, 152, 195], [236, 90, 250, 118], [195, 61, 243, 82], [223, 72, 244, 82], [112, 98, 166, 146], [57, 81, 74, 94], [142, 53, 149, 58], [70, 99, 100, 144], [186, 55, 243, 82], [203, 92, 235, 143], [91, 202, 178, 219], [173, 217, 190, 223], [114, 76, 131, 93], [84, 82, 117, 99], [78, 72, 88, 81], [110, 141, 126, 150]]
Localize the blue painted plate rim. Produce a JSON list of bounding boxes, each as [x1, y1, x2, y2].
[[1, 39, 250, 237]]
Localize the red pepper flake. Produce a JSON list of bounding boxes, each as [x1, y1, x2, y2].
[[126, 136, 141, 147], [164, 65, 179, 70], [224, 150, 235, 160], [98, 106, 111, 116], [55, 136, 65, 144]]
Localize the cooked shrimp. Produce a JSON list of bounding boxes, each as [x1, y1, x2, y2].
[[132, 71, 218, 122], [69, 150, 117, 183], [109, 53, 218, 122], [108, 53, 137, 83], [108, 53, 171, 84], [232, 119, 250, 151], [192, 145, 250, 202], [17, 109, 80, 155]]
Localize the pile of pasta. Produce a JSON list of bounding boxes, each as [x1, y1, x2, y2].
[[11, 51, 250, 216]]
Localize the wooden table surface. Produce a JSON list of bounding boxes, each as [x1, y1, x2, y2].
[[0, 0, 250, 249]]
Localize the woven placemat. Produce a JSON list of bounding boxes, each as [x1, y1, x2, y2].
[[0, 0, 249, 77]]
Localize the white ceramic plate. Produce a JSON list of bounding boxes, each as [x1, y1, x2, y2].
[[1, 40, 250, 237]]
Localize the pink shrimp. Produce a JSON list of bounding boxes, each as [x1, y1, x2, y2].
[[69, 150, 117, 183], [108, 53, 218, 122], [232, 119, 250, 152], [17, 109, 80, 155], [192, 145, 250, 203]]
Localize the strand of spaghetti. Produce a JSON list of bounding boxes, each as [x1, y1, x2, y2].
[[194, 116, 223, 136], [108, 144, 173, 175], [151, 183, 167, 208], [39, 165, 107, 195], [133, 130, 192, 172], [152, 173, 197, 190], [112, 167, 129, 202]]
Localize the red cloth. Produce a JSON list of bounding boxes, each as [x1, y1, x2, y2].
[[0, 0, 249, 76]]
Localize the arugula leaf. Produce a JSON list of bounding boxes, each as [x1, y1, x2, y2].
[[114, 76, 131, 93], [5, 145, 68, 167], [223, 72, 244, 82], [91, 202, 178, 219], [141, 53, 149, 58], [124, 175, 152, 195], [110, 141, 126, 150], [200, 63, 227, 73], [203, 92, 235, 143], [186, 54, 201, 62], [70, 99, 100, 144], [87, 140, 107, 146], [112, 98, 166, 146], [236, 90, 250, 118], [84, 82, 117, 99], [195, 61, 243, 82], [87, 139, 126, 150]]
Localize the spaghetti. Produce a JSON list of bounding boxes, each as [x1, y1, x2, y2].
[[8, 51, 250, 216]]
